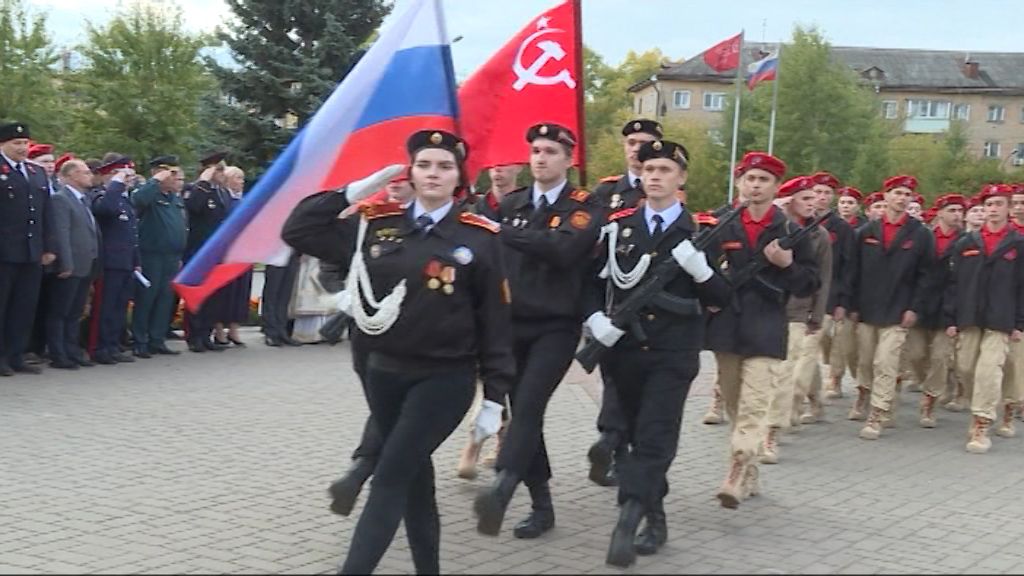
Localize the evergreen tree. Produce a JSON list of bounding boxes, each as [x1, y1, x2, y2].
[[0, 0, 63, 140]]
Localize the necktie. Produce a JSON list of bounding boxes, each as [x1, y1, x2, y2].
[[416, 214, 434, 236], [15, 162, 26, 179], [537, 195, 550, 211], [651, 214, 664, 242], [633, 178, 641, 189]]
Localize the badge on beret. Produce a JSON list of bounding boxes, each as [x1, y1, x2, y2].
[[652, 141, 663, 151], [539, 125, 549, 136], [569, 210, 591, 230], [119, 213, 130, 221], [633, 122, 642, 131], [453, 246, 473, 265], [430, 132, 443, 145], [16, 126, 22, 134], [549, 215, 561, 228]]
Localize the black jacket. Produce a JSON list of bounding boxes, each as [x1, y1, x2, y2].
[[593, 174, 644, 212], [704, 206, 820, 359], [282, 191, 515, 401], [943, 228, 1024, 334], [92, 180, 140, 271], [822, 212, 854, 311], [849, 216, 935, 327], [184, 180, 229, 260], [916, 228, 963, 330], [583, 204, 730, 352], [0, 160, 52, 264]]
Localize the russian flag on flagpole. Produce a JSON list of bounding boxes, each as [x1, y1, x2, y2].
[[746, 51, 779, 91], [173, 0, 459, 313]]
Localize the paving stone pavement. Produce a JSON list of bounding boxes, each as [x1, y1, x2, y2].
[[3, 327, 1024, 575]]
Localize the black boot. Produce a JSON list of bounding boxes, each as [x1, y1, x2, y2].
[[327, 457, 376, 516], [634, 500, 668, 556], [606, 499, 646, 568], [588, 432, 621, 487], [512, 483, 555, 539], [474, 469, 519, 536]]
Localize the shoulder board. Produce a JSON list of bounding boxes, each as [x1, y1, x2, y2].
[[359, 201, 404, 220], [569, 189, 590, 203], [459, 212, 500, 233], [608, 207, 638, 222], [599, 175, 620, 183]]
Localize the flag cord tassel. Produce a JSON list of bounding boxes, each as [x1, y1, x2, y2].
[[348, 216, 406, 336]]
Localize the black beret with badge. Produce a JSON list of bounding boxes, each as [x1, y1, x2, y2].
[[621, 118, 663, 139], [406, 129, 468, 161], [199, 149, 228, 167], [637, 139, 690, 169], [0, 122, 30, 142], [526, 123, 577, 148], [149, 155, 180, 169]]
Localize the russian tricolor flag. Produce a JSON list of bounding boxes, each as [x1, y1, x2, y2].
[[173, 0, 459, 312], [746, 51, 779, 91]]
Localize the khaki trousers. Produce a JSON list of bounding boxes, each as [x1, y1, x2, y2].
[[957, 328, 1010, 421], [716, 352, 779, 459], [769, 323, 824, 427], [1002, 339, 1024, 404], [856, 323, 908, 412], [821, 316, 857, 380], [903, 328, 956, 398]]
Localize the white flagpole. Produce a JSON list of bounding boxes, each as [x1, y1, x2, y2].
[[767, 44, 782, 155], [727, 30, 745, 205]]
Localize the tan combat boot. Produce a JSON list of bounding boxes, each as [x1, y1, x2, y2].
[[848, 387, 870, 421], [966, 416, 993, 454], [760, 427, 780, 465], [824, 375, 843, 400], [703, 388, 725, 425], [800, 393, 823, 424], [859, 407, 884, 440], [742, 463, 761, 499], [996, 403, 1017, 438], [919, 394, 938, 428], [716, 454, 748, 510], [457, 434, 484, 479]]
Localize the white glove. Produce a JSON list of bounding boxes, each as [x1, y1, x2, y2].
[[334, 288, 353, 316], [585, 311, 625, 348], [474, 399, 504, 443], [343, 164, 406, 204], [671, 240, 714, 283]]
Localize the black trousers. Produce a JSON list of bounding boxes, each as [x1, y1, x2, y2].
[[602, 349, 698, 508], [495, 322, 580, 490], [350, 336, 384, 461], [0, 262, 43, 365], [261, 255, 300, 340], [340, 365, 475, 575], [98, 269, 133, 354], [597, 364, 628, 440], [28, 275, 53, 355], [46, 275, 92, 362]]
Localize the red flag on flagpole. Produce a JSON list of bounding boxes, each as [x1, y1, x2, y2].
[[458, 0, 582, 183], [703, 32, 742, 72]]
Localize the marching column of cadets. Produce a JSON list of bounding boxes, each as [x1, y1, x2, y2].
[[0, 120, 317, 378]]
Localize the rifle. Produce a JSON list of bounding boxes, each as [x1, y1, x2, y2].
[[726, 210, 833, 303], [319, 310, 351, 345], [575, 202, 745, 374]]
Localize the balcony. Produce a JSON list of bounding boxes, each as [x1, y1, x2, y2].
[[903, 117, 950, 134]]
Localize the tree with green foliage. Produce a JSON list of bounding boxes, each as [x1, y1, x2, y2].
[[64, 1, 213, 168], [206, 0, 391, 179], [0, 0, 63, 140]]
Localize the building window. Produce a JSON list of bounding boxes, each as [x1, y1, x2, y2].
[[703, 92, 726, 111], [953, 103, 970, 121], [1015, 143, 1024, 165], [988, 105, 1006, 123], [1020, 106, 1024, 123], [881, 100, 898, 119], [907, 99, 950, 119], [672, 90, 691, 109], [983, 141, 1001, 158]]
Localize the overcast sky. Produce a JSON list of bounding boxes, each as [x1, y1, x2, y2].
[[35, 0, 1022, 78]]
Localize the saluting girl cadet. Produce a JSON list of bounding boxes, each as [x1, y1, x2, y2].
[[584, 139, 729, 567], [282, 130, 515, 575]]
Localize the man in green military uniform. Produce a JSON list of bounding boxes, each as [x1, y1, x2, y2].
[[131, 156, 187, 357]]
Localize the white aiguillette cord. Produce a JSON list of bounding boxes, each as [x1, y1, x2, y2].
[[598, 221, 651, 290], [347, 215, 406, 335]]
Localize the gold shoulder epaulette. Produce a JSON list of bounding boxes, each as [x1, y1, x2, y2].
[[569, 189, 590, 203], [599, 175, 620, 184], [608, 207, 638, 222], [360, 201, 404, 220], [459, 212, 500, 233]]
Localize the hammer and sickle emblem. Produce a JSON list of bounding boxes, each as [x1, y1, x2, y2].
[[512, 26, 577, 92]]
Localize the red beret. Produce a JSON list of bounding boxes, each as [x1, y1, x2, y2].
[[735, 151, 786, 180], [777, 176, 816, 199], [911, 193, 925, 205], [1011, 183, 1024, 195], [96, 157, 135, 175], [968, 194, 982, 208], [923, 208, 938, 223], [837, 186, 863, 202], [864, 192, 886, 207], [882, 175, 918, 192], [933, 194, 966, 210], [27, 143, 54, 159], [54, 153, 76, 172], [810, 171, 840, 189], [978, 183, 1014, 204]]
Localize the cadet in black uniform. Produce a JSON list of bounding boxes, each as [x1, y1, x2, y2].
[[0, 122, 55, 376], [473, 123, 604, 539], [585, 140, 730, 566], [587, 118, 663, 487], [283, 130, 514, 575], [184, 151, 231, 353]]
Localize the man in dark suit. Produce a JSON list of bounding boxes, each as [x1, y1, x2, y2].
[[183, 150, 230, 353], [45, 158, 100, 369], [0, 122, 56, 376]]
